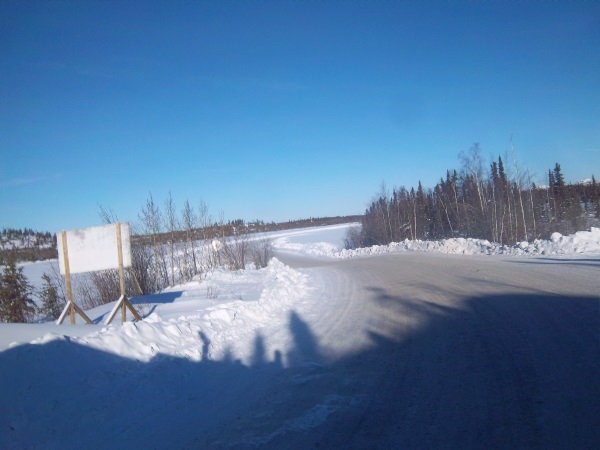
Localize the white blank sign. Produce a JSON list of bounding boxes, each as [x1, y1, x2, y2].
[[58, 223, 132, 275]]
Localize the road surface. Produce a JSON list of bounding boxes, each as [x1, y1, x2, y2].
[[194, 252, 600, 449], [3, 252, 597, 449]]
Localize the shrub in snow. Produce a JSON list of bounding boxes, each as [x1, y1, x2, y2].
[[251, 237, 274, 269], [220, 234, 249, 271]]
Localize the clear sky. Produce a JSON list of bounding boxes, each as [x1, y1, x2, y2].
[[1, 0, 599, 232]]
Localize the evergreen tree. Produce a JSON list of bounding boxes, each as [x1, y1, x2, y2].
[[38, 273, 64, 321], [498, 156, 507, 185], [553, 163, 566, 198], [491, 161, 499, 186], [0, 256, 36, 323]]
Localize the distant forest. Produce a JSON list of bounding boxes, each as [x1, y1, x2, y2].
[[353, 144, 599, 249], [0, 228, 57, 264]]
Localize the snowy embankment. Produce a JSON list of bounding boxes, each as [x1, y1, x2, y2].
[[78, 258, 308, 363], [2, 259, 310, 365], [275, 227, 600, 259]]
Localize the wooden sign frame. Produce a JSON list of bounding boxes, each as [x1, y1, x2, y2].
[[56, 223, 141, 325]]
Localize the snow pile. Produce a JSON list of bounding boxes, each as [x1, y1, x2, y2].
[[191, 258, 310, 362], [336, 237, 502, 258], [5, 258, 310, 365], [275, 227, 600, 259], [54, 318, 205, 361], [543, 228, 600, 254]]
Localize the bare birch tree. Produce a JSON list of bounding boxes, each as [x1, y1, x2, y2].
[[511, 139, 528, 241], [164, 192, 178, 287], [139, 192, 165, 292], [181, 199, 199, 280]]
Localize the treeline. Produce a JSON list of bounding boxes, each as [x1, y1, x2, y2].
[[132, 214, 362, 247], [277, 215, 363, 230], [352, 144, 599, 248], [0, 228, 57, 264]]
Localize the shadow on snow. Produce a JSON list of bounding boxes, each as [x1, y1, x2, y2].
[[1, 289, 599, 449]]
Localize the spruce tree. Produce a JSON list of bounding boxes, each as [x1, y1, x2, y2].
[[38, 273, 64, 321], [491, 161, 499, 185], [0, 256, 36, 323], [553, 163, 566, 198], [498, 156, 507, 185]]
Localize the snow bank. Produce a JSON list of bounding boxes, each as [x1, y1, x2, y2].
[[275, 227, 600, 259], [12, 258, 309, 365]]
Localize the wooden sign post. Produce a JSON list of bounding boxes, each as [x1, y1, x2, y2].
[[56, 230, 93, 325], [104, 223, 142, 325], [56, 222, 140, 325]]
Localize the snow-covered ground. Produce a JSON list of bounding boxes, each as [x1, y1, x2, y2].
[[2, 224, 351, 353], [1, 223, 599, 448], [5, 223, 600, 354]]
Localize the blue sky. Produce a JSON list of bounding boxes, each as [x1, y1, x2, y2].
[[1, 1, 599, 232]]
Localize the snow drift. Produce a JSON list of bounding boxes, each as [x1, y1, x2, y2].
[[275, 227, 600, 259]]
